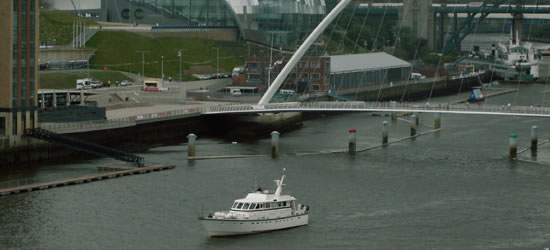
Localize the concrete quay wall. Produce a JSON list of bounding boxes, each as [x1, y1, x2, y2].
[[341, 72, 489, 102], [0, 115, 216, 167], [39, 48, 96, 63], [135, 29, 238, 41]]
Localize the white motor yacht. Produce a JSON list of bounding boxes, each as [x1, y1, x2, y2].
[[199, 169, 309, 237]]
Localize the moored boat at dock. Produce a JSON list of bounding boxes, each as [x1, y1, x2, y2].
[[458, 28, 541, 82]]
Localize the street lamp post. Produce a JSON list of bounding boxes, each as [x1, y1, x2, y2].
[[212, 47, 219, 74], [268, 32, 274, 87], [176, 49, 185, 82], [161, 56, 165, 79], [137, 51, 149, 79], [178, 51, 182, 82]]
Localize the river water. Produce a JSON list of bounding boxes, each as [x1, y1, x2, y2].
[[2, 83, 550, 249]]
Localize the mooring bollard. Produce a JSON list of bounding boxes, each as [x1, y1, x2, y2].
[[348, 128, 357, 155], [271, 131, 280, 158], [382, 121, 389, 145], [410, 114, 417, 137], [187, 133, 197, 158], [434, 112, 441, 129], [531, 126, 538, 153], [509, 133, 517, 159]]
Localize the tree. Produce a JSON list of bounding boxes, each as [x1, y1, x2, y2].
[[39, 0, 52, 9]]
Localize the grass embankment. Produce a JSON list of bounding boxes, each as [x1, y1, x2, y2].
[[86, 31, 246, 80], [39, 71, 131, 89], [40, 10, 97, 46]]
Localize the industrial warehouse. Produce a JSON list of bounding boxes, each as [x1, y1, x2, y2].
[[234, 52, 412, 94]]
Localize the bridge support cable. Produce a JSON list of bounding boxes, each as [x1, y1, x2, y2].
[[258, 0, 352, 105], [24, 128, 144, 167]]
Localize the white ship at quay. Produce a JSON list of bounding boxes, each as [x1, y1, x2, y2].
[[199, 169, 309, 237]]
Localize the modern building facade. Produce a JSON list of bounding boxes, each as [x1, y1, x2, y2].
[[47, 0, 326, 49], [0, 0, 39, 138]]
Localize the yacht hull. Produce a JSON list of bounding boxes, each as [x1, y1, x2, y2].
[[200, 214, 309, 237]]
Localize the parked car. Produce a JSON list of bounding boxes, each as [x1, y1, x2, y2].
[[410, 72, 426, 80], [120, 80, 132, 86], [91, 80, 103, 88], [230, 88, 242, 96]]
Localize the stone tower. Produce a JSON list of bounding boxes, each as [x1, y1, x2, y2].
[[399, 0, 435, 49]]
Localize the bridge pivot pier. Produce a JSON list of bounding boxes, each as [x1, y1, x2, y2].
[[434, 113, 441, 129], [187, 133, 197, 158], [410, 115, 417, 137], [382, 121, 389, 145], [66, 91, 71, 106], [52, 90, 57, 108], [509, 133, 517, 160], [271, 131, 280, 158], [349, 129, 357, 155], [531, 126, 538, 155]]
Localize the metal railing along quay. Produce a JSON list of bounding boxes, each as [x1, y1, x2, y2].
[[40, 118, 135, 133], [39, 107, 204, 133]]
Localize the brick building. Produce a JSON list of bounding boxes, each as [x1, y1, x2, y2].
[[236, 56, 331, 94]]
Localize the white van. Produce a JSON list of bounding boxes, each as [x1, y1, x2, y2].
[[230, 88, 242, 96], [232, 66, 244, 77], [410, 73, 426, 80], [279, 89, 296, 94], [76, 78, 93, 90]]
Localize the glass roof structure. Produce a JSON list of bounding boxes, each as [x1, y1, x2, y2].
[[128, 0, 326, 49]]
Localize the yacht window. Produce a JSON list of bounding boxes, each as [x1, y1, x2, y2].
[[249, 203, 256, 210], [236, 203, 243, 209], [232, 203, 238, 208], [259, 203, 263, 209], [283, 201, 287, 207], [243, 203, 250, 209], [272, 202, 278, 208], [265, 203, 270, 209]]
